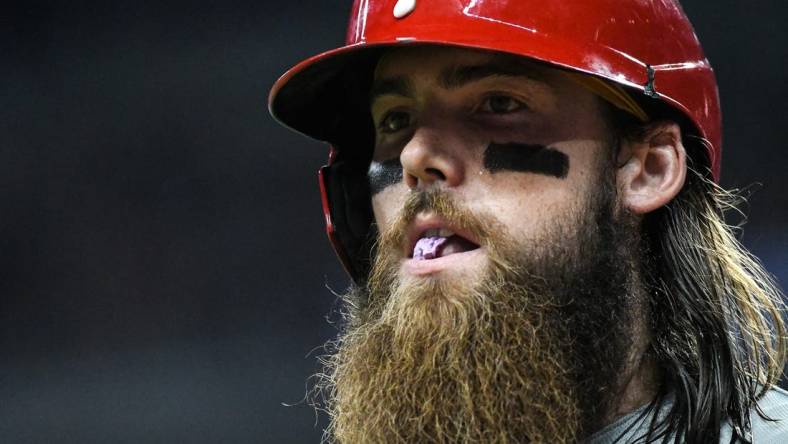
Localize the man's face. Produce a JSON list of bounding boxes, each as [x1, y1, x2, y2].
[[368, 46, 615, 283], [320, 46, 646, 443]]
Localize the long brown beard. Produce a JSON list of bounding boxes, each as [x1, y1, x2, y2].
[[319, 184, 641, 443]]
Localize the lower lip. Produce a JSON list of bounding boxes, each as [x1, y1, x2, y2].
[[403, 248, 485, 276]]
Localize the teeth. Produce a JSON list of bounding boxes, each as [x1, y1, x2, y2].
[[438, 228, 455, 237], [423, 228, 440, 238], [420, 227, 455, 239]]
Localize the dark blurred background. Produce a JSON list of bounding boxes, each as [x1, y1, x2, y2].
[[1, 1, 786, 442]]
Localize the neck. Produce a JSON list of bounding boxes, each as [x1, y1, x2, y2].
[[609, 349, 660, 422], [603, 314, 659, 426]]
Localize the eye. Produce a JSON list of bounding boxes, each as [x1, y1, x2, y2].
[[480, 95, 526, 114], [378, 111, 411, 134]]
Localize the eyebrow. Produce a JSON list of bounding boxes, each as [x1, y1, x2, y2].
[[370, 57, 548, 103], [369, 77, 415, 103], [438, 60, 545, 90]]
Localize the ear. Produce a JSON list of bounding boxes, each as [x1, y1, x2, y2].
[[616, 121, 686, 214]]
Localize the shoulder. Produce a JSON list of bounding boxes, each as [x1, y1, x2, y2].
[[720, 386, 788, 443], [750, 386, 788, 442], [589, 388, 788, 444]]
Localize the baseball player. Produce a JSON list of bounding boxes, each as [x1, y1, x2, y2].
[[269, 1, 788, 442]]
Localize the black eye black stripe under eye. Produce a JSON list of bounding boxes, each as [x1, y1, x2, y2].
[[483, 142, 569, 178], [368, 158, 404, 195]]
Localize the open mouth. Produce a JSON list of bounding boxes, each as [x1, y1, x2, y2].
[[410, 227, 481, 261]]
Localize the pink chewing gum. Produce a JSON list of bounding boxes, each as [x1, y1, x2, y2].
[[413, 236, 448, 260]]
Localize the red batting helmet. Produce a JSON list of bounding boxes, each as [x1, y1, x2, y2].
[[268, 0, 722, 282]]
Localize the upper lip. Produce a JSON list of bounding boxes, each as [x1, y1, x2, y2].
[[405, 213, 481, 258]]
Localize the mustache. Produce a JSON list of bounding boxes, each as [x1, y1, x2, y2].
[[377, 189, 498, 256]]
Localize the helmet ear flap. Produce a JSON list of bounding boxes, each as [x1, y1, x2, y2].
[[319, 152, 375, 284], [317, 62, 379, 284]]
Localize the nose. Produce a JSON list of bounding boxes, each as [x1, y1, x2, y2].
[[399, 127, 465, 190]]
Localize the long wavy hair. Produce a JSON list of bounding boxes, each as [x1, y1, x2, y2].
[[626, 133, 787, 443]]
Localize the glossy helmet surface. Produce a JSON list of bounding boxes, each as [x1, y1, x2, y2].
[[268, 0, 721, 282]]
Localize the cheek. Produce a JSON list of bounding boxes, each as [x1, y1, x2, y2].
[[473, 169, 594, 240], [371, 185, 407, 232]]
